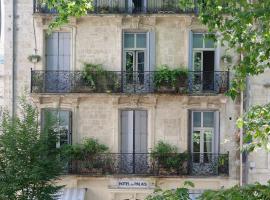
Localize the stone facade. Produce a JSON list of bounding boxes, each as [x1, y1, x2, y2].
[[3, 0, 242, 199], [246, 70, 270, 184]]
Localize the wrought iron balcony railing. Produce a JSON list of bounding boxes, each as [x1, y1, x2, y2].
[[31, 70, 229, 95], [67, 153, 229, 176], [33, 0, 196, 14]]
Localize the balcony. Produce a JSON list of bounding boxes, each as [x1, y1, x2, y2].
[[31, 70, 229, 95], [33, 0, 196, 15], [67, 153, 229, 176]]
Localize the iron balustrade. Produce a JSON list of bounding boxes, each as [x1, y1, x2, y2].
[[31, 70, 229, 94], [33, 0, 196, 14], [67, 153, 229, 176]]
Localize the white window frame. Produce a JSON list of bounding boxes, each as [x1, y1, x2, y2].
[[192, 33, 216, 71], [191, 111, 217, 163]]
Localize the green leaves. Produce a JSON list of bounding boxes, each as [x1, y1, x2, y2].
[[198, 182, 270, 200], [42, 0, 94, 31], [238, 103, 270, 152], [197, 0, 270, 98], [0, 99, 64, 199]]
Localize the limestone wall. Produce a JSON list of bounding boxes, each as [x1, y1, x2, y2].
[[246, 70, 270, 184]]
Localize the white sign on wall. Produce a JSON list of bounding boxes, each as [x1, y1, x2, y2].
[[118, 180, 149, 189], [110, 179, 155, 189]]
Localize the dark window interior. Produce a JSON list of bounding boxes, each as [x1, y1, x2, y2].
[[203, 51, 215, 90], [133, 0, 143, 12]]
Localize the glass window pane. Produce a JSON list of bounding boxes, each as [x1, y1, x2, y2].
[[124, 33, 135, 48], [205, 35, 215, 48], [192, 131, 201, 152], [192, 131, 201, 163], [193, 52, 202, 71], [193, 112, 201, 127], [136, 33, 146, 48], [203, 112, 214, 127], [125, 52, 134, 84], [193, 33, 203, 48]]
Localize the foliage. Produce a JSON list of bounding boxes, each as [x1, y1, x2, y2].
[[154, 66, 188, 91], [146, 181, 194, 200], [82, 63, 104, 90], [82, 63, 120, 92], [27, 54, 41, 63], [0, 98, 64, 200], [196, 0, 270, 100], [151, 141, 188, 171], [198, 181, 270, 200], [62, 138, 109, 160], [41, 0, 94, 30], [237, 103, 270, 152]]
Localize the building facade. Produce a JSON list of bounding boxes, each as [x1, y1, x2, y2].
[[3, 0, 241, 199]]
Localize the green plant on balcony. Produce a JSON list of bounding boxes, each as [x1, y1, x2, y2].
[[218, 154, 229, 175], [31, 72, 44, 93], [173, 68, 189, 94], [151, 141, 188, 175], [178, 0, 195, 11], [82, 63, 120, 93], [63, 138, 112, 174], [154, 66, 188, 93]]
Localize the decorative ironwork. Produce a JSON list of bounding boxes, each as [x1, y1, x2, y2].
[[67, 153, 229, 176], [31, 70, 229, 95], [33, 0, 196, 14]]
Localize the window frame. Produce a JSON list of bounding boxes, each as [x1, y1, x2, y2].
[[190, 110, 219, 163], [41, 108, 72, 148]]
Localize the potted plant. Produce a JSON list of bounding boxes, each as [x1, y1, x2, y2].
[[28, 54, 41, 63], [63, 138, 111, 175], [173, 68, 188, 94], [79, 63, 105, 92], [218, 153, 229, 175], [154, 65, 176, 93], [221, 54, 232, 64], [151, 141, 188, 175], [31, 72, 44, 92]]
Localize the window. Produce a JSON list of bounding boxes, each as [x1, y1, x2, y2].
[[125, 0, 146, 13], [122, 31, 155, 93], [42, 109, 72, 147], [192, 33, 216, 91], [191, 111, 218, 163], [123, 32, 147, 91], [45, 32, 71, 92], [46, 32, 71, 71]]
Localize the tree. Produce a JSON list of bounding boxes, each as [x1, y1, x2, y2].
[[0, 99, 64, 200], [145, 181, 194, 200], [198, 181, 270, 200], [237, 103, 270, 152]]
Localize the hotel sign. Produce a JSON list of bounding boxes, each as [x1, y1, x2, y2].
[[118, 180, 149, 189]]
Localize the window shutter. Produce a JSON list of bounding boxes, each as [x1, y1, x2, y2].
[[214, 111, 220, 154], [58, 32, 71, 71], [147, 31, 156, 71], [135, 110, 147, 153], [46, 32, 59, 71], [147, 31, 156, 91], [214, 39, 220, 71], [188, 31, 193, 70], [188, 110, 192, 153], [68, 111, 72, 145]]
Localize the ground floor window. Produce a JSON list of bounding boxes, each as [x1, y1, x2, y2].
[[41, 109, 72, 147]]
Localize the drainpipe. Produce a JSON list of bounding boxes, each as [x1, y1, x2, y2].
[[11, 0, 16, 117], [239, 43, 244, 186], [239, 90, 243, 186]]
